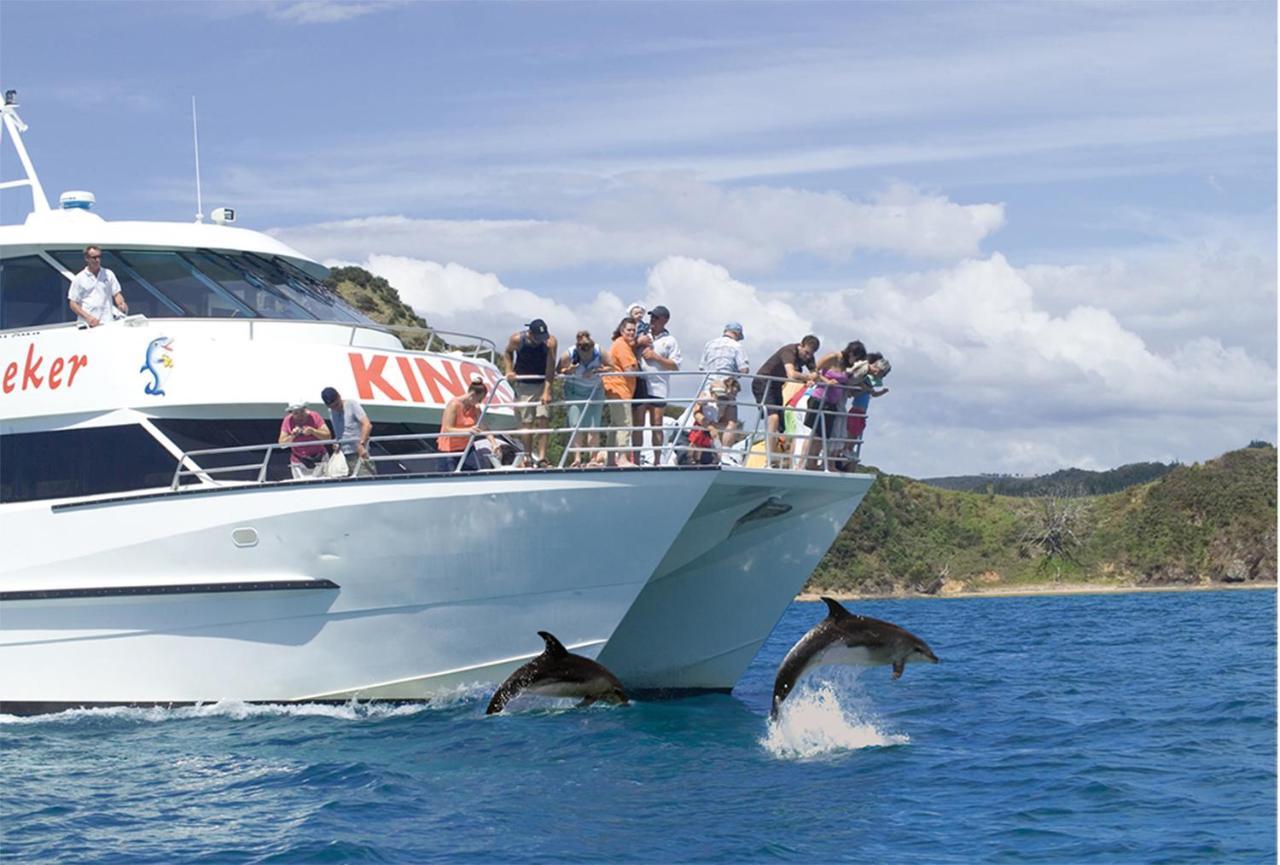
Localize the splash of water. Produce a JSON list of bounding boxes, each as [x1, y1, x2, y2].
[[760, 679, 909, 759], [0, 684, 495, 725]]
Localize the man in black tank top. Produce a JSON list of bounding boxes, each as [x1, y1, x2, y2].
[[503, 318, 559, 466]]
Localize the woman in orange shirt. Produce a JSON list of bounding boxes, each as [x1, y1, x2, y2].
[[603, 318, 640, 467], [440, 376, 500, 470]]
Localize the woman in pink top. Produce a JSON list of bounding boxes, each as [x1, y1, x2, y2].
[[279, 399, 330, 479]]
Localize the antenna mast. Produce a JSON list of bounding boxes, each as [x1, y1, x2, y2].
[[0, 89, 51, 214], [192, 96, 204, 223]]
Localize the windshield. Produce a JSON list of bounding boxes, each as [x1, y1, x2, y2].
[[46, 248, 373, 324]]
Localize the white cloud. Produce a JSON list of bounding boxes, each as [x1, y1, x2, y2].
[[273, 177, 1004, 273], [342, 247, 1275, 477], [267, 1, 404, 24]]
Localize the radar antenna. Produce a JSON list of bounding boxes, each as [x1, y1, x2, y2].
[[0, 89, 52, 214]]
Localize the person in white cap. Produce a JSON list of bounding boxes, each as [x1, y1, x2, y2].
[[278, 398, 330, 479]]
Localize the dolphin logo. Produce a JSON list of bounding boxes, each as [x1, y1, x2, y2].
[[771, 597, 939, 719], [486, 631, 629, 714], [140, 337, 174, 396]]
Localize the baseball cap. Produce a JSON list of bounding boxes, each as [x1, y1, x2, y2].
[[287, 397, 309, 411], [724, 322, 744, 336], [526, 319, 549, 337], [320, 387, 340, 405], [649, 305, 670, 318]]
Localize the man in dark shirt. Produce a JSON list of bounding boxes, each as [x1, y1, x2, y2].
[[503, 318, 558, 466], [753, 335, 820, 461]]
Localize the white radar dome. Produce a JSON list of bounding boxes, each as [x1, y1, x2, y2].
[[58, 190, 96, 210]]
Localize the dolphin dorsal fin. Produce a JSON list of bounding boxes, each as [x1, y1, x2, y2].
[[537, 631, 570, 659], [820, 597, 853, 620]]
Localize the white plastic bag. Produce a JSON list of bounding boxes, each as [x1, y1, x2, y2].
[[326, 450, 350, 478]]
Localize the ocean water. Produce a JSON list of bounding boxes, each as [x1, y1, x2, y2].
[[2, 590, 1274, 864]]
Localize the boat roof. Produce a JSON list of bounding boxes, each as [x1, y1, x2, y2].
[[0, 208, 327, 278]]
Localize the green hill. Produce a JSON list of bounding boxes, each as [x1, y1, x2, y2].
[[810, 445, 1277, 595], [324, 266, 432, 349], [922, 462, 1177, 497]]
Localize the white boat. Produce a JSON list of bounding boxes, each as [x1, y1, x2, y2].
[[0, 92, 873, 713]]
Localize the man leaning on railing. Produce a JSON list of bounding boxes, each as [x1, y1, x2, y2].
[[503, 319, 558, 468]]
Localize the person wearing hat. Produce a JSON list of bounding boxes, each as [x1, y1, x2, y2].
[[503, 319, 558, 467], [279, 397, 331, 480], [635, 305, 682, 465], [841, 353, 891, 470], [321, 386, 375, 477], [698, 323, 749, 448]]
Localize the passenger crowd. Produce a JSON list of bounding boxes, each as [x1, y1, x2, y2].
[[463, 304, 891, 472], [66, 245, 888, 476]]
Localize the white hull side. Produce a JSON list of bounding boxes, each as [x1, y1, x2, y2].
[[596, 468, 873, 690], [0, 470, 716, 707]]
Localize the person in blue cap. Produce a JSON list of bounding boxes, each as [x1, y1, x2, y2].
[[698, 323, 749, 447]]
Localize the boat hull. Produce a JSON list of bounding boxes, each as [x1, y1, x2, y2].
[[597, 467, 873, 690], [0, 469, 716, 710]]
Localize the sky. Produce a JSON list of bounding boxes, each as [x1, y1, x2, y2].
[[1, 0, 1275, 478]]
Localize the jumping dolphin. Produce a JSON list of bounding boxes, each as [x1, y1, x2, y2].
[[485, 631, 629, 715], [770, 597, 938, 719]]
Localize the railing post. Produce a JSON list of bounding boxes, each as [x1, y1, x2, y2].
[[257, 446, 273, 484]]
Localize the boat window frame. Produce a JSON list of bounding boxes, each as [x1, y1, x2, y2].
[[113, 249, 260, 319]]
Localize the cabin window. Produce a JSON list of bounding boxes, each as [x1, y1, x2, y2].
[[183, 251, 315, 321], [0, 255, 76, 330], [0, 425, 178, 503], [237, 252, 368, 324], [115, 251, 257, 319], [47, 250, 184, 320]]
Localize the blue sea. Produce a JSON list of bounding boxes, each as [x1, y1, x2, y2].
[[2, 590, 1274, 864]]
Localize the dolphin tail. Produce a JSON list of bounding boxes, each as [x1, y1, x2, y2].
[[537, 631, 570, 659], [820, 596, 853, 620]]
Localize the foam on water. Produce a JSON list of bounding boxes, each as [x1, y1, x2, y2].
[[0, 684, 495, 725], [760, 678, 909, 760]]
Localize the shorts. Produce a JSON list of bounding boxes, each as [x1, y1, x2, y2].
[[290, 457, 328, 480], [633, 377, 650, 402], [513, 380, 551, 424], [752, 377, 785, 418], [803, 397, 840, 442], [562, 378, 604, 433]]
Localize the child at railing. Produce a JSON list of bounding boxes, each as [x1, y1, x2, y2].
[[675, 381, 727, 466]]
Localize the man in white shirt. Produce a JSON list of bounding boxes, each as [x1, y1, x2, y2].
[[637, 305, 682, 465], [698, 322, 749, 447], [67, 246, 128, 327]]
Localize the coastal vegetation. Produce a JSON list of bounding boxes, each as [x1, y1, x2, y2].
[[921, 461, 1177, 497], [325, 266, 433, 349], [810, 445, 1277, 595]]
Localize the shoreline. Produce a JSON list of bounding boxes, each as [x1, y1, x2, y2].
[[798, 581, 1278, 602]]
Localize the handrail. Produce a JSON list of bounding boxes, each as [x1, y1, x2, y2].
[[165, 368, 876, 491]]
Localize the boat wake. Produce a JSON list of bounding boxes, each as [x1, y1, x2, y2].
[[760, 676, 908, 759], [0, 685, 495, 725]]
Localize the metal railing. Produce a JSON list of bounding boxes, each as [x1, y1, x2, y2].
[[165, 370, 875, 491]]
